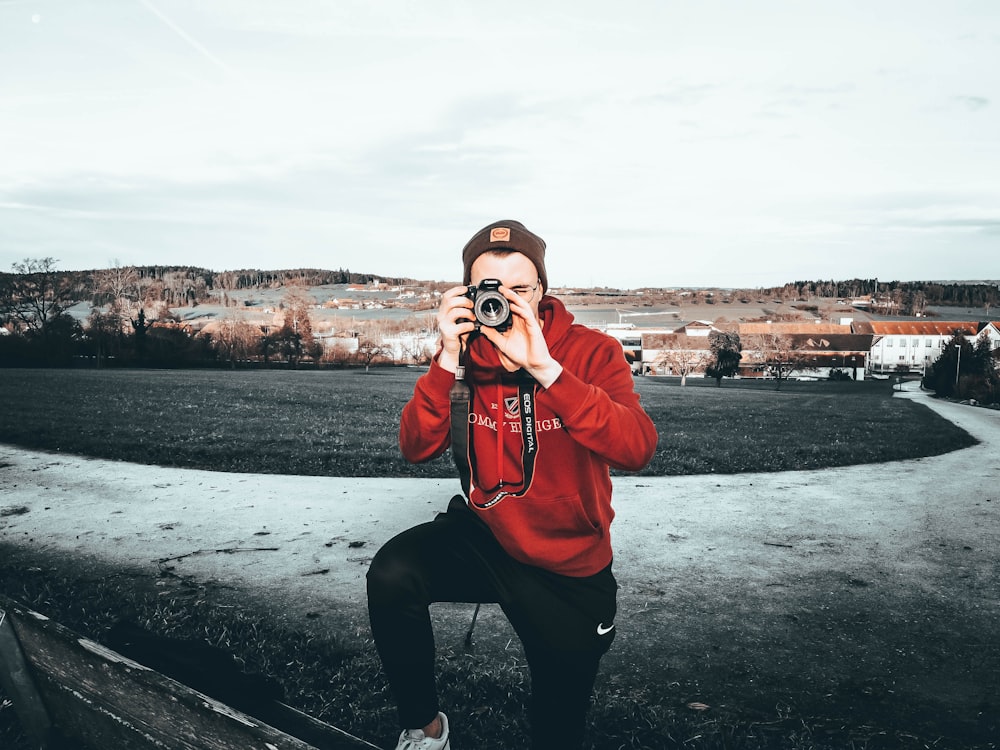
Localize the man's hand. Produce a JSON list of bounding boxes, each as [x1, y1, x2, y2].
[[479, 287, 563, 388], [436, 285, 476, 373]]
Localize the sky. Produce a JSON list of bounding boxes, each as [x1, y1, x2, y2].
[[1, 0, 998, 289]]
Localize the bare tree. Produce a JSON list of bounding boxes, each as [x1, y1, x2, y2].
[[0, 257, 76, 338], [356, 338, 387, 372], [320, 340, 356, 366], [655, 334, 713, 385], [213, 315, 261, 367], [274, 286, 318, 365], [400, 334, 434, 365], [742, 332, 813, 388], [94, 261, 139, 319]]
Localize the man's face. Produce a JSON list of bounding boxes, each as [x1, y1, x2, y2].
[[469, 252, 543, 319]]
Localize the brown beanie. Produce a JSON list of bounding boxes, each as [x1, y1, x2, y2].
[[462, 220, 547, 292]]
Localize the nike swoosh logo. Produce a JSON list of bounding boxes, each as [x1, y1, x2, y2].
[[596, 622, 615, 636]]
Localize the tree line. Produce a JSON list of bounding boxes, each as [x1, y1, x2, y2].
[[0, 258, 429, 369], [922, 332, 999, 404], [770, 278, 998, 316], [2, 258, 998, 399], [26, 264, 410, 309]]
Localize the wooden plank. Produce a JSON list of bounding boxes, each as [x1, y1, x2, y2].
[[265, 703, 382, 750], [0, 595, 379, 750], [0, 606, 55, 746]]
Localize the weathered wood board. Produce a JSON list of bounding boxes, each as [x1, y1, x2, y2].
[[0, 595, 379, 750]]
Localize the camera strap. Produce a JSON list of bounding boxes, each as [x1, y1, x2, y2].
[[449, 364, 474, 498], [450, 359, 538, 509]]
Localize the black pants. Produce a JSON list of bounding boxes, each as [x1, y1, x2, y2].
[[367, 496, 617, 749]]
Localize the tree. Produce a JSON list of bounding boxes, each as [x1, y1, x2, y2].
[[965, 333, 999, 404], [655, 335, 713, 385], [907, 290, 927, 317], [143, 324, 211, 366], [0, 257, 76, 338], [922, 331, 974, 399], [0, 258, 81, 364], [356, 338, 387, 372], [399, 333, 434, 366], [259, 325, 285, 365], [274, 287, 317, 366], [742, 332, 811, 389], [970, 333, 997, 376], [942, 333, 1000, 404], [94, 261, 139, 322], [275, 320, 304, 366], [321, 341, 356, 366], [129, 308, 155, 360], [213, 316, 261, 367], [82, 262, 141, 363], [85, 309, 123, 367], [705, 330, 742, 386]]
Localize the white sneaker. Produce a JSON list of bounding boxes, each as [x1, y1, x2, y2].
[[394, 712, 451, 750]]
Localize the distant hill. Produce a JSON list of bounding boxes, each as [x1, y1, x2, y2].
[[3, 264, 997, 312]]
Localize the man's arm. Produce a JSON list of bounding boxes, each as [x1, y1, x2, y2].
[[539, 336, 658, 471], [399, 286, 476, 463], [398, 357, 455, 463]]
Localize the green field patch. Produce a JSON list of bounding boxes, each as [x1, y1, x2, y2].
[[0, 369, 976, 476]]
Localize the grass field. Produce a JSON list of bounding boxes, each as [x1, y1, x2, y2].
[[0, 367, 977, 477], [0, 367, 984, 749]]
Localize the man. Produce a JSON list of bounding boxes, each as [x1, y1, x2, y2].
[[367, 220, 658, 749]]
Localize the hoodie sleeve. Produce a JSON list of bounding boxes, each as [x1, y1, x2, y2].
[[539, 332, 658, 471], [398, 357, 455, 463]]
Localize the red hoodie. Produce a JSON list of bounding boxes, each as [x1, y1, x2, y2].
[[399, 295, 658, 576]]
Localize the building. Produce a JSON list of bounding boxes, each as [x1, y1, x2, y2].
[[855, 321, 1000, 376], [594, 323, 679, 373], [602, 317, 1000, 381], [738, 331, 873, 380], [734, 322, 870, 380]]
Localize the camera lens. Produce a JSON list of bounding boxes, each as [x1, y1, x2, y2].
[[474, 291, 510, 328]]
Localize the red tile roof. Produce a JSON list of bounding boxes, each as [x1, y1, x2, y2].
[[739, 322, 852, 335], [852, 321, 978, 336]]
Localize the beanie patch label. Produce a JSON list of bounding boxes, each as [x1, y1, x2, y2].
[[490, 227, 511, 242]]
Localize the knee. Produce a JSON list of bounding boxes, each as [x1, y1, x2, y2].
[[367, 544, 424, 605]]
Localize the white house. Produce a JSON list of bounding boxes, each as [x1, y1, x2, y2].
[[855, 321, 998, 375]]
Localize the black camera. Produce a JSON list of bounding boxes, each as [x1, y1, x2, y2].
[[465, 278, 511, 331]]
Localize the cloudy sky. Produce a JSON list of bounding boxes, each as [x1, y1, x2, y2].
[[1, 0, 997, 289]]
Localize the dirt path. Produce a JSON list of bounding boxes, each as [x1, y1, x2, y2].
[[2, 383, 998, 743]]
